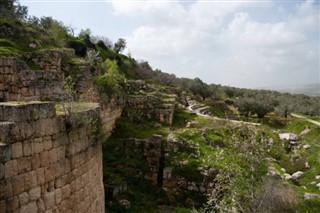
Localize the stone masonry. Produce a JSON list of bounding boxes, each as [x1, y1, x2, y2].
[[0, 102, 105, 213], [0, 58, 64, 102]]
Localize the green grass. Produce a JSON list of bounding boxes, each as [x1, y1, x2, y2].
[[0, 46, 21, 57]]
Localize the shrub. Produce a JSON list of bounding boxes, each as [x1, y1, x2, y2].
[[67, 39, 87, 57]]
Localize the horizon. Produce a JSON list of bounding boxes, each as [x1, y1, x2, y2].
[[22, 0, 320, 89]]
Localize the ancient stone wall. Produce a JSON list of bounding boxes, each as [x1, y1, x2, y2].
[[0, 102, 105, 213], [118, 135, 217, 200], [31, 49, 75, 72], [0, 57, 64, 102], [125, 95, 175, 125]]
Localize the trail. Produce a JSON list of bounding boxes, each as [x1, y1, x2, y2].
[[186, 98, 261, 126], [291, 113, 320, 127]]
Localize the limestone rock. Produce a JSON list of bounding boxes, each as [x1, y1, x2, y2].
[[284, 173, 292, 180], [292, 171, 304, 180], [279, 133, 298, 141], [303, 144, 310, 149], [304, 193, 320, 200]]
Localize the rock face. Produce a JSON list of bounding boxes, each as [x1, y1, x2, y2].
[[0, 102, 106, 213]]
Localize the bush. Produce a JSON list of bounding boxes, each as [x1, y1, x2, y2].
[[95, 59, 125, 95], [67, 39, 87, 57]]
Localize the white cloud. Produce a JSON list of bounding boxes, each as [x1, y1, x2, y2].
[[111, 0, 319, 88]]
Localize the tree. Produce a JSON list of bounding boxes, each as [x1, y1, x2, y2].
[[78, 28, 92, 39], [113, 38, 126, 53], [0, 0, 28, 20], [189, 78, 210, 101], [95, 59, 125, 95]]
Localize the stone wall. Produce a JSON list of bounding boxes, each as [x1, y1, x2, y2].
[[0, 102, 105, 213], [31, 49, 75, 72], [0, 57, 64, 102], [119, 135, 217, 201], [125, 95, 175, 125]]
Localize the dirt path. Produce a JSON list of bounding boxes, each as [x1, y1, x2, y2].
[[186, 99, 261, 126], [291, 113, 320, 127]]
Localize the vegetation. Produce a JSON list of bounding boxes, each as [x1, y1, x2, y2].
[[1, 1, 319, 212]]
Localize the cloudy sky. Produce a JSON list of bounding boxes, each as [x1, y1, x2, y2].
[[22, 0, 319, 88]]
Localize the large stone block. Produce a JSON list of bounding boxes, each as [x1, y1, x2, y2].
[[31, 154, 41, 170], [11, 174, 25, 196], [4, 159, 17, 178], [17, 157, 32, 174], [24, 171, 38, 191], [6, 196, 19, 212], [39, 151, 49, 167], [11, 142, 22, 158], [20, 201, 37, 213], [48, 147, 60, 164], [29, 186, 41, 201], [0, 142, 11, 163], [34, 138, 44, 154], [36, 168, 45, 185], [18, 191, 29, 206], [44, 191, 55, 210], [0, 102, 56, 123], [23, 140, 33, 157], [0, 200, 6, 213]]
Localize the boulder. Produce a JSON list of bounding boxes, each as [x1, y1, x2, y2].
[[303, 144, 310, 149], [279, 133, 298, 141], [284, 173, 292, 180], [304, 193, 320, 200], [292, 171, 304, 180]]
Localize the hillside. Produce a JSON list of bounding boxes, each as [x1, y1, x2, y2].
[[1, 5, 320, 213]]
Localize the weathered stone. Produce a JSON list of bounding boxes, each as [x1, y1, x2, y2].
[[34, 138, 44, 153], [7, 196, 19, 211], [292, 171, 304, 180], [24, 171, 37, 191], [17, 157, 32, 174], [44, 191, 55, 210], [0, 163, 4, 179], [11, 142, 22, 159], [55, 188, 62, 204], [21, 201, 37, 213], [49, 147, 59, 164], [0, 143, 11, 163], [11, 174, 24, 196], [4, 159, 18, 178], [39, 151, 49, 167], [61, 184, 71, 200], [304, 193, 320, 200], [43, 136, 52, 151], [18, 191, 29, 206], [37, 198, 46, 213], [31, 154, 41, 170], [36, 168, 45, 185], [29, 186, 41, 201], [23, 140, 33, 157], [55, 174, 67, 189], [0, 200, 6, 213]]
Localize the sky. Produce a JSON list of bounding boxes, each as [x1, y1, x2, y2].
[[21, 0, 320, 89]]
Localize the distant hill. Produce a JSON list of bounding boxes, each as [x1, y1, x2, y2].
[[261, 83, 320, 96]]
